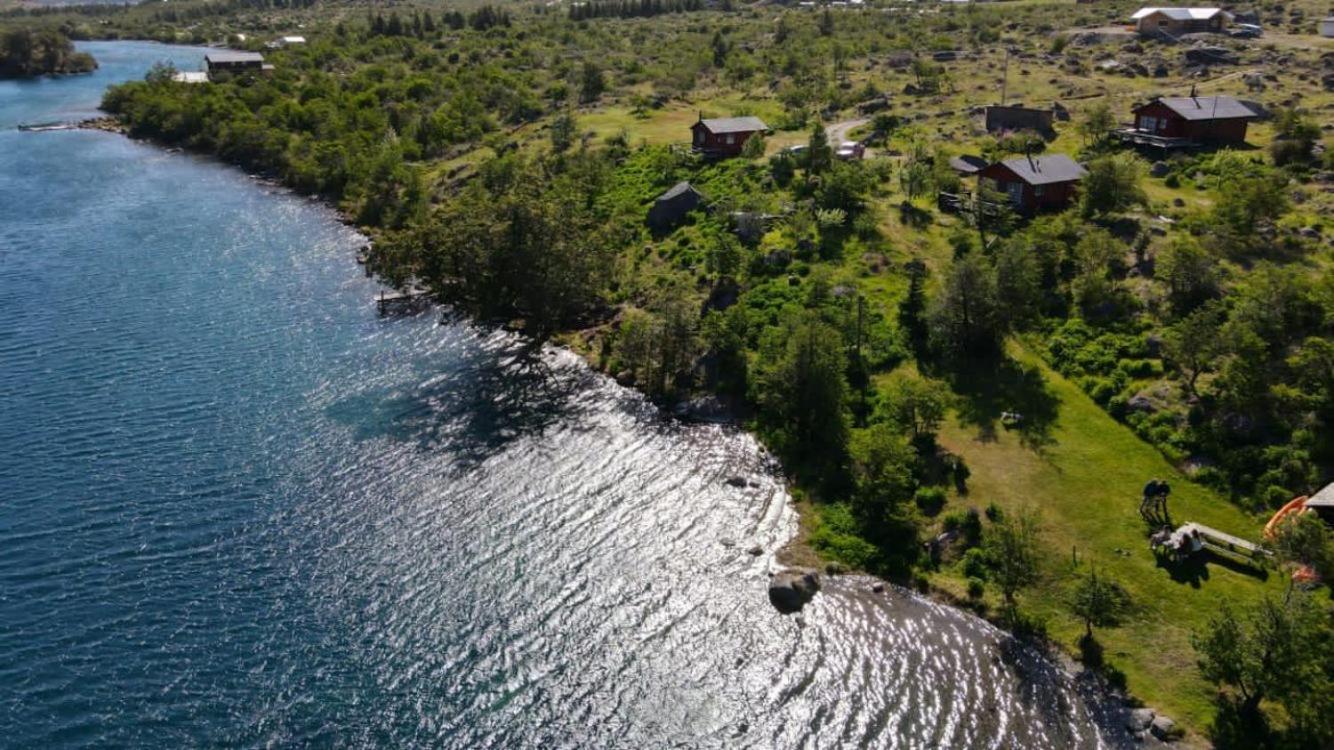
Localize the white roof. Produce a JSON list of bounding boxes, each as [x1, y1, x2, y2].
[[281, 35, 306, 43], [1132, 7, 1226, 21], [1306, 483, 1334, 509], [172, 71, 209, 83]]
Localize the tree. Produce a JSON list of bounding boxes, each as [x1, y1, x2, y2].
[[899, 141, 932, 201], [1077, 101, 1116, 148], [993, 240, 1042, 329], [550, 109, 577, 153], [1192, 592, 1332, 738], [741, 131, 766, 159], [1157, 236, 1219, 317], [806, 121, 833, 178], [1162, 302, 1227, 398], [878, 376, 949, 442], [849, 424, 915, 523], [753, 314, 849, 464], [1068, 566, 1131, 638], [984, 508, 1043, 613], [1212, 171, 1289, 239], [929, 252, 1005, 358], [711, 29, 729, 68], [579, 61, 605, 104], [1079, 153, 1145, 218]]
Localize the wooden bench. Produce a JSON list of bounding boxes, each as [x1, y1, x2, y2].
[[1178, 522, 1271, 563]]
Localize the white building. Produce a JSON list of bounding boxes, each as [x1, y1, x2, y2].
[[1320, 17, 1334, 38]]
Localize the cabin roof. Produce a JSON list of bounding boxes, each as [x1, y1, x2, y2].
[[1131, 7, 1227, 21], [657, 181, 702, 202], [949, 155, 988, 174], [1306, 483, 1334, 509], [995, 154, 1087, 185], [1144, 95, 1260, 121], [696, 116, 769, 134], [205, 51, 265, 64]]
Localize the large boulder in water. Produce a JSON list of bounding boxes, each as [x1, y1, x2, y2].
[[768, 569, 820, 613]]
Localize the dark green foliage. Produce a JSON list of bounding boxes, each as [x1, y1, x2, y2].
[[0, 28, 95, 77], [1193, 593, 1333, 745], [752, 312, 849, 468]]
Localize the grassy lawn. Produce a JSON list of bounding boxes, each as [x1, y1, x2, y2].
[[925, 340, 1286, 734]]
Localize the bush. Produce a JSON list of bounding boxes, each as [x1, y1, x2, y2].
[[966, 576, 985, 599], [915, 486, 947, 515], [984, 502, 1003, 522], [962, 547, 989, 579], [943, 507, 983, 547]]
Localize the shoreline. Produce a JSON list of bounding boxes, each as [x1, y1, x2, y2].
[[89, 113, 1183, 748]]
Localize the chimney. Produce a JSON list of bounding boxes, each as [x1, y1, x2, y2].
[[1190, 83, 1199, 105]]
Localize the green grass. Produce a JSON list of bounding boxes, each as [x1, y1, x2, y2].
[[925, 340, 1286, 735]]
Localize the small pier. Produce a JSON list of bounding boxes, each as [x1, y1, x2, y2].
[[376, 285, 431, 316]]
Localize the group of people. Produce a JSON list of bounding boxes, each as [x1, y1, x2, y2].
[[1150, 525, 1204, 563], [1139, 478, 1172, 524]]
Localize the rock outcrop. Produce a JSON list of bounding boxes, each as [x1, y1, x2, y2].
[[768, 569, 820, 613]]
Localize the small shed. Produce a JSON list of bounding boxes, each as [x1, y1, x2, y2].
[[691, 115, 769, 158], [647, 182, 705, 231], [1127, 95, 1259, 146], [984, 105, 1055, 136], [977, 154, 1087, 214], [1321, 17, 1334, 38], [171, 71, 209, 84], [1131, 8, 1230, 37]]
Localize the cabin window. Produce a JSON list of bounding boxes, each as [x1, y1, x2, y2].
[[1005, 181, 1023, 206], [1139, 115, 1160, 133], [725, 134, 734, 145], [1033, 185, 1045, 198]]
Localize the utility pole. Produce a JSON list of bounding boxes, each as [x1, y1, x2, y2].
[[1000, 48, 1010, 107]]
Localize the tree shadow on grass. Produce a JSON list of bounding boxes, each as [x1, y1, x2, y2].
[[1208, 696, 1275, 750], [939, 354, 1061, 452]]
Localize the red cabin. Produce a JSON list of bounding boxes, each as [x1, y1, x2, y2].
[[977, 154, 1087, 215], [690, 115, 769, 158], [1128, 96, 1259, 146]]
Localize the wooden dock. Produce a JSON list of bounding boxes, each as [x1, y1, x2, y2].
[[376, 285, 430, 316]]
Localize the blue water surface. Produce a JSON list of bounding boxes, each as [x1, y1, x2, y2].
[[0, 42, 1123, 749]]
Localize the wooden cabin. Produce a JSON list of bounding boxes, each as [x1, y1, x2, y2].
[[691, 115, 769, 158], [977, 154, 1087, 215], [1131, 7, 1230, 37], [204, 51, 266, 77], [1120, 95, 1259, 148], [647, 181, 705, 231]]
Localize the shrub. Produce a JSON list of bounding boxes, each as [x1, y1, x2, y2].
[[967, 577, 986, 599], [962, 547, 989, 579], [943, 507, 983, 547], [915, 486, 947, 515]]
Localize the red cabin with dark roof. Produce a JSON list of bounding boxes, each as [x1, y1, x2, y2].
[[1129, 96, 1259, 145], [691, 115, 769, 158], [976, 154, 1087, 214]]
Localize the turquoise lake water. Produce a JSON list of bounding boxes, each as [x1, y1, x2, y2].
[[0, 42, 1129, 748]]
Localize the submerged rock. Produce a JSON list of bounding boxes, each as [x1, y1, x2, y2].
[[768, 569, 820, 613]]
